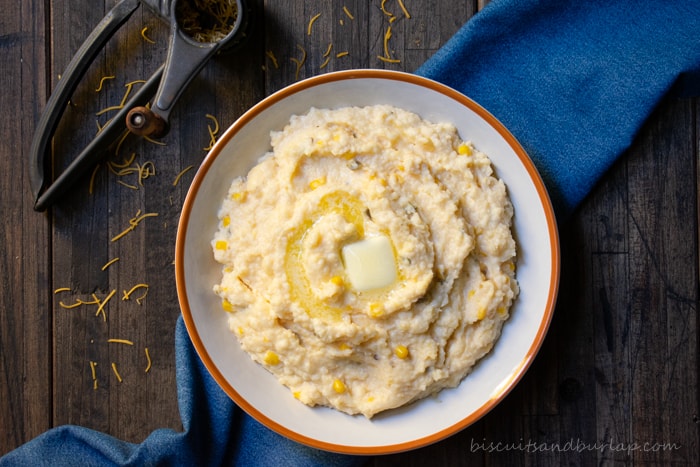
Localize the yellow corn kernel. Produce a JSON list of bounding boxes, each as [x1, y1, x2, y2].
[[366, 396, 375, 402], [330, 276, 344, 286], [215, 240, 227, 250], [368, 303, 384, 318], [394, 345, 409, 359], [338, 343, 351, 351], [293, 391, 301, 399], [368, 173, 387, 186], [458, 143, 472, 155], [222, 215, 230, 227], [231, 191, 246, 201], [497, 306, 506, 315], [264, 350, 280, 365], [477, 307, 486, 320], [236, 327, 244, 336], [468, 289, 476, 298], [332, 379, 346, 394], [309, 176, 326, 190], [222, 299, 234, 312]]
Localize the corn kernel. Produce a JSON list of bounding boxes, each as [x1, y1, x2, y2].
[[330, 276, 344, 286], [368, 303, 384, 318], [264, 350, 280, 365], [231, 191, 246, 201], [309, 176, 326, 190], [222, 215, 230, 227], [236, 327, 244, 335], [366, 396, 375, 402], [477, 308, 486, 320], [293, 391, 301, 399], [332, 379, 346, 394], [368, 173, 387, 186], [394, 345, 409, 359], [497, 306, 506, 314], [215, 240, 227, 250], [222, 299, 234, 312], [458, 143, 472, 155], [338, 343, 351, 351], [468, 289, 476, 298]]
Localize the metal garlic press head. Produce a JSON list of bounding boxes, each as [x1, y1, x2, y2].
[[29, 0, 251, 212]]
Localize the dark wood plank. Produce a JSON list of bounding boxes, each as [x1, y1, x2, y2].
[[625, 98, 698, 464], [49, 0, 177, 440], [0, 0, 51, 454]]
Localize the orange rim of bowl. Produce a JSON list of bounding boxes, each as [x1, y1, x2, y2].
[[175, 69, 560, 455]]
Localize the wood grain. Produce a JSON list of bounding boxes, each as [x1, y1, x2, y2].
[[0, 0, 698, 464], [0, 0, 51, 451]]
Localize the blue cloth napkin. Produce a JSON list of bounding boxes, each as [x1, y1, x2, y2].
[[417, 0, 700, 218], [4, 0, 700, 465]]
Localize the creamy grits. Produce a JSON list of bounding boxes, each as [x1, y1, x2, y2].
[[212, 105, 519, 418]]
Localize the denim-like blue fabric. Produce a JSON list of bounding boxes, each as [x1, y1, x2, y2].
[[416, 0, 700, 218], [4, 1, 700, 465]]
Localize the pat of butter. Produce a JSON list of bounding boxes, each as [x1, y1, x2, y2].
[[341, 235, 397, 292]]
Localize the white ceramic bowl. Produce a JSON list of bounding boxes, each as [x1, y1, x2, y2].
[[175, 69, 559, 454]]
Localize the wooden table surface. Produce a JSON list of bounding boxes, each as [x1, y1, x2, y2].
[[1, 0, 698, 465]]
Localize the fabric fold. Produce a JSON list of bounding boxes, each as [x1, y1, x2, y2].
[[416, 0, 700, 217]]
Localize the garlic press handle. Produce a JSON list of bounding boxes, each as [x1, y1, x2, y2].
[[140, 26, 222, 134], [29, 0, 142, 209], [127, 0, 247, 136]]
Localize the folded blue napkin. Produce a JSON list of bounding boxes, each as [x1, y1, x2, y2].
[[417, 0, 700, 218], [4, 0, 699, 465]]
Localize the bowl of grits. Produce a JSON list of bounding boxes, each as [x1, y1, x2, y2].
[[175, 69, 559, 454]]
